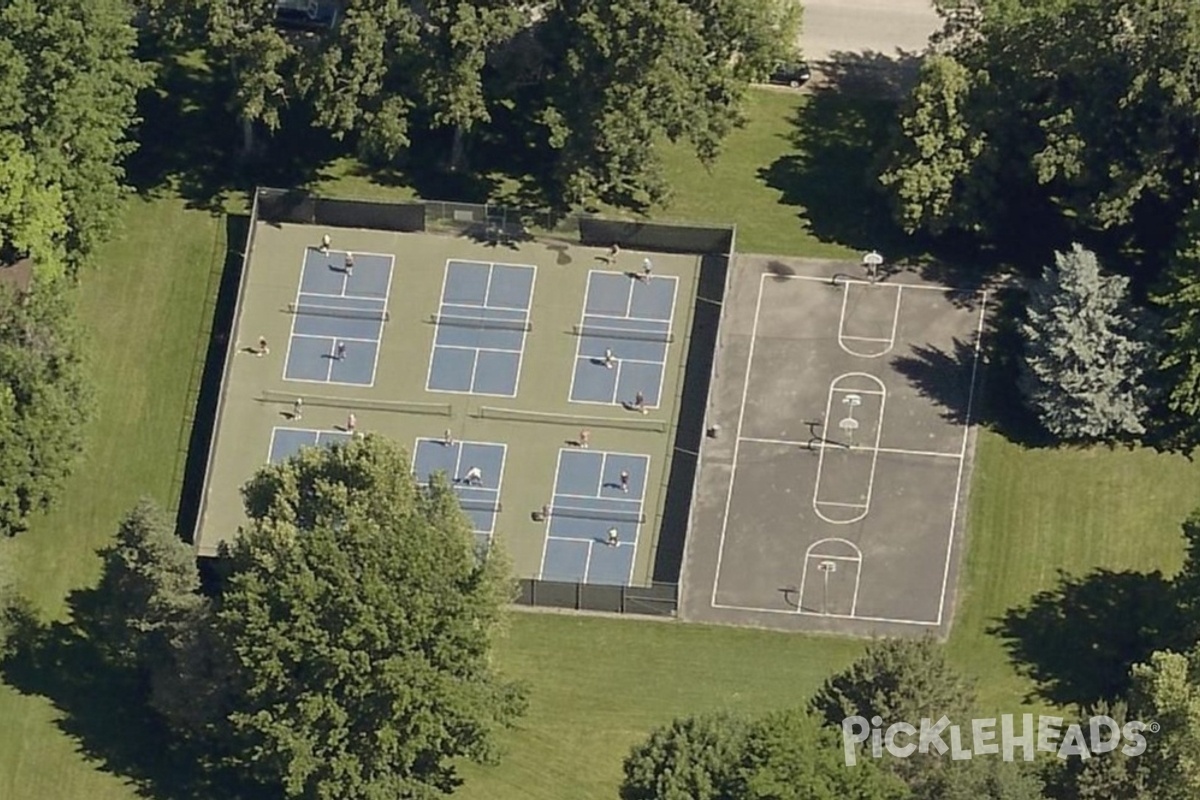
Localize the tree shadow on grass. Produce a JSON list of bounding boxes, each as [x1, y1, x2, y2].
[[988, 569, 1184, 707], [1, 599, 253, 800], [127, 45, 347, 212], [757, 87, 910, 258], [758, 59, 1021, 289]]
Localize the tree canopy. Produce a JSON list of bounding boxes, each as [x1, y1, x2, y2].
[[1018, 244, 1152, 441], [0, 279, 91, 536], [811, 635, 977, 731], [162, 434, 527, 800], [621, 708, 906, 800], [882, 0, 1200, 275], [0, 0, 151, 272], [163, 0, 798, 208]]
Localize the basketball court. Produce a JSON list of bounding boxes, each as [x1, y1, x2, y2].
[[682, 257, 988, 636]]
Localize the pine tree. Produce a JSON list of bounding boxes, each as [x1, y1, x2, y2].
[[1018, 244, 1151, 441]]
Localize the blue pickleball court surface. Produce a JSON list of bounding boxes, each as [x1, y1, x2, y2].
[[570, 271, 677, 408], [539, 448, 650, 587], [283, 248, 395, 386], [412, 438, 507, 551], [426, 260, 536, 397], [268, 427, 354, 464]]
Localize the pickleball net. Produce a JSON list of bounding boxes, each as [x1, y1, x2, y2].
[[288, 303, 390, 321], [432, 314, 532, 332], [547, 505, 646, 524], [572, 324, 673, 343]]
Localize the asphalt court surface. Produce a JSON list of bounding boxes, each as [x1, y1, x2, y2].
[[570, 270, 677, 408], [426, 260, 535, 397], [412, 438, 506, 551], [540, 448, 650, 587], [284, 248, 395, 386], [685, 262, 988, 635], [268, 427, 354, 464]]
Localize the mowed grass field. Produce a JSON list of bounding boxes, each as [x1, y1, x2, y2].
[[0, 88, 1191, 800]]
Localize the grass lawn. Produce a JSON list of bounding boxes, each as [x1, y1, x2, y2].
[[0, 87, 1192, 800], [0, 196, 227, 800]]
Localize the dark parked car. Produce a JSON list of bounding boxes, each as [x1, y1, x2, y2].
[[768, 61, 812, 88]]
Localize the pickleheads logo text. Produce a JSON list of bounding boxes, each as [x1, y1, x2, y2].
[[841, 714, 1156, 766]]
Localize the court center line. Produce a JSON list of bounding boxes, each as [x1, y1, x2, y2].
[[467, 349, 482, 394], [582, 540, 595, 583]]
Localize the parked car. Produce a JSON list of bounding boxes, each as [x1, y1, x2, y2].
[[768, 61, 812, 88]]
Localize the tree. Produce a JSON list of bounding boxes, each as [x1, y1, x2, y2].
[[1125, 647, 1200, 799], [73, 500, 204, 673], [1018, 244, 1152, 441], [910, 756, 1048, 800], [533, 0, 799, 209], [1151, 203, 1200, 450], [734, 708, 909, 800], [621, 709, 907, 800], [184, 435, 526, 799], [878, 54, 989, 236], [621, 712, 751, 800], [881, 0, 1200, 278], [1, 0, 151, 270], [811, 635, 976, 731], [1053, 701, 1148, 800], [0, 132, 67, 277], [0, 280, 91, 536], [184, 0, 518, 165]]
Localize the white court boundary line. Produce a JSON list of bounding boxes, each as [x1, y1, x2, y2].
[[838, 284, 902, 358], [710, 271, 986, 627], [785, 273, 985, 293], [935, 290, 989, 624], [738, 436, 962, 459], [540, 447, 650, 585], [265, 427, 353, 464], [812, 375, 886, 525], [569, 270, 677, 409], [710, 272, 766, 607], [412, 437, 507, 539], [424, 260, 533, 399], [795, 539, 862, 616], [285, 250, 392, 388]]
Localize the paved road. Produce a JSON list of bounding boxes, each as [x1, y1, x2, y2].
[[801, 0, 941, 62]]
